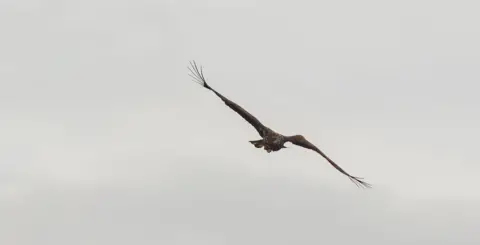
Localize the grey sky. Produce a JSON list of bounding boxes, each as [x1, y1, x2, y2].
[[1, 0, 479, 244]]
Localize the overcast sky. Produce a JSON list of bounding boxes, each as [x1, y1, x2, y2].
[[1, 0, 480, 244]]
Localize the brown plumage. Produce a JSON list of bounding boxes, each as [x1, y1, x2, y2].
[[188, 60, 371, 188]]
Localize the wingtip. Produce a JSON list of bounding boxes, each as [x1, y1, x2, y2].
[[355, 178, 372, 189], [188, 60, 211, 90], [348, 176, 372, 189]]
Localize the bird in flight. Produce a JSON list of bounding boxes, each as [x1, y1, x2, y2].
[[188, 60, 371, 188]]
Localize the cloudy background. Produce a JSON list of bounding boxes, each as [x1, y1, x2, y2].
[[1, 0, 480, 244]]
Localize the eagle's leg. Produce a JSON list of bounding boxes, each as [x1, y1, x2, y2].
[[249, 139, 264, 148]]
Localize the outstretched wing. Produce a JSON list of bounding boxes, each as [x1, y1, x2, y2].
[[287, 135, 371, 188], [188, 60, 268, 137]]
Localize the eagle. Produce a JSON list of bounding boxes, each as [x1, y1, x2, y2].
[[188, 61, 371, 188]]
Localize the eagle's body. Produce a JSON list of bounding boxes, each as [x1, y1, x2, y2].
[[188, 61, 371, 188], [250, 128, 286, 152]]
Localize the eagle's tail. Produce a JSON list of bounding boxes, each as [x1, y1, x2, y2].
[[188, 60, 212, 90]]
